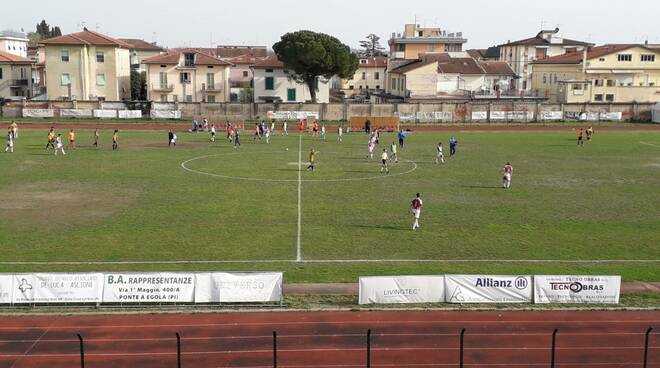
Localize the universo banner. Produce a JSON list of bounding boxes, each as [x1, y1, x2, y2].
[[11, 273, 103, 304], [359, 276, 445, 305], [195, 272, 283, 303], [534, 275, 621, 304], [445, 275, 533, 303], [102, 273, 195, 303]]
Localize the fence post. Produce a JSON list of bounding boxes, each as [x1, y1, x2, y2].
[[273, 331, 277, 368], [644, 327, 653, 368], [77, 334, 85, 368], [459, 328, 466, 368], [176, 333, 181, 368], [366, 329, 372, 368], [551, 329, 558, 368]]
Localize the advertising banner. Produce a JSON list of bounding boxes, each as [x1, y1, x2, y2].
[[195, 272, 283, 303], [599, 112, 623, 121], [102, 273, 195, 303], [471, 111, 488, 120], [267, 111, 319, 120], [93, 109, 117, 119], [0, 275, 12, 304], [101, 102, 128, 110], [540, 111, 563, 120], [359, 276, 445, 305], [416, 112, 453, 122], [117, 110, 142, 119], [445, 275, 533, 303], [60, 109, 93, 118], [579, 112, 600, 121], [11, 273, 103, 304], [150, 110, 182, 119], [23, 109, 54, 118], [534, 275, 621, 304], [490, 111, 534, 120]]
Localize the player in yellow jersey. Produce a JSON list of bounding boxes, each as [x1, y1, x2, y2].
[[46, 127, 56, 150], [306, 148, 319, 172], [112, 130, 119, 150]]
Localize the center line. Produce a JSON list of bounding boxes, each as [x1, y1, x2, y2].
[[296, 133, 303, 262]]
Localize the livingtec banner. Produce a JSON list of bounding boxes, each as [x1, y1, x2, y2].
[[0, 275, 12, 304], [534, 275, 621, 304], [195, 272, 283, 303], [445, 275, 533, 304], [102, 273, 195, 303], [359, 276, 445, 305], [11, 273, 103, 304]]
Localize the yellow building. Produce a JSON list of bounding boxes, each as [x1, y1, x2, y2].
[[143, 49, 231, 103], [388, 24, 467, 60], [336, 56, 388, 96], [531, 44, 660, 103], [41, 29, 131, 101]]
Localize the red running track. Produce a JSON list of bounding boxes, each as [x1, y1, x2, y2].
[[0, 311, 658, 368]]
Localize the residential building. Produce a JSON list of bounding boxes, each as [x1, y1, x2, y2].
[[143, 49, 231, 103], [498, 28, 592, 92], [530, 44, 660, 103], [0, 30, 29, 58], [466, 47, 500, 61], [26, 44, 46, 97], [118, 39, 165, 72], [40, 29, 132, 100], [387, 52, 516, 100], [336, 56, 388, 96], [225, 53, 267, 102], [252, 56, 329, 103], [388, 24, 467, 60], [0, 51, 33, 99]]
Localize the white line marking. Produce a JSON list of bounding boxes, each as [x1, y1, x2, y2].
[[296, 133, 303, 262], [640, 141, 660, 148], [8, 323, 51, 368], [1, 259, 657, 265]]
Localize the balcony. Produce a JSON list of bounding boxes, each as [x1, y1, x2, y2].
[[203, 84, 222, 93], [391, 51, 405, 59], [10, 79, 29, 87], [153, 84, 175, 92]]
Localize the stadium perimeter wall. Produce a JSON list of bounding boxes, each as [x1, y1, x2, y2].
[[2, 100, 656, 123]]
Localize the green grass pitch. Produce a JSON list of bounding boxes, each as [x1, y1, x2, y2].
[[1, 127, 659, 283]]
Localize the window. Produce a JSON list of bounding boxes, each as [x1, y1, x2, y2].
[[161, 64, 167, 68], [376, 85, 380, 90], [349, 85, 354, 90], [0, 67, 3, 79], [599, 57, 605, 62], [243, 71, 249, 77], [617, 54, 632, 62], [360, 59, 367, 64], [606, 94, 614, 102], [641, 54, 656, 62], [206, 73, 215, 89], [172, 95, 178, 102], [374, 72, 380, 80], [594, 79, 604, 87], [208, 66, 214, 69], [265, 68, 274, 73], [159, 72, 168, 88], [96, 51, 105, 63], [180, 72, 190, 84], [522, 80, 527, 90], [594, 94, 603, 101], [96, 74, 106, 86], [61, 73, 71, 86], [543, 74, 547, 84], [606, 79, 615, 87], [391, 78, 396, 90], [184, 53, 195, 67], [572, 83, 583, 90], [186, 95, 193, 102], [313, 78, 319, 90], [160, 95, 167, 102], [359, 85, 363, 90], [207, 95, 216, 103], [553, 74, 558, 84], [265, 77, 274, 90], [361, 72, 366, 80], [61, 49, 69, 62], [287, 88, 296, 102]]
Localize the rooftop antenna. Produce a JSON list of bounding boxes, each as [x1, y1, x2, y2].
[[79, 21, 87, 31], [95, 23, 100, 32]]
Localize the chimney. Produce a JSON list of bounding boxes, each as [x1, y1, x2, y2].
[[582, 47, 588, 75]]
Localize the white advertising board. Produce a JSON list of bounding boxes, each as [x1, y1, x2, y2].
[[491, 111, 534, 121], [534, 275, 621, 304], [23, 109, 54, 118], [396, 113, 416, 121], [359, 276, 445, 305], [267, 111, 319, 120], [540, 111, 563, 120], [599, 112, 623, 121], [445, 275, 532, 304], [102, 273, 195, 303], [117, 110, 142, 119], [195, 272, 283, 303], [579, 112, 600, 121], [11, 273, 103, 304], [93, 109, 117, 119], [60, 109, 93, 118], [0, 275, 12, 304], [101, 102, 128, 110], [151, 110, 182, 119], [417, 112, 453, 122], [471, 111, 488, 120]]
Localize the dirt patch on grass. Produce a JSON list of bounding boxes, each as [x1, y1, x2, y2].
[[0, 182, 139, 229]]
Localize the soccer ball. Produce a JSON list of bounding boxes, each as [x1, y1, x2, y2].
[[286, 148, 289, 151]]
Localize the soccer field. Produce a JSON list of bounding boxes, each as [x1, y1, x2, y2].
[[1, 126, 659, 282]]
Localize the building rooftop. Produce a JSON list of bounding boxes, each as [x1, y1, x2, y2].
[[39, 29, 132, 48], [357, 56, 388, 68], [142, 49, 232, 66], [118, 38, 164, 52], [391, 52, 515, 76], [531, 44, 659, 64], [0, 50, 32, 63], [0, 30, 28, 40], [499, 28, 592, 47], [252, 56, 284, 69]]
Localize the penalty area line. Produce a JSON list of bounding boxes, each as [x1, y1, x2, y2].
[[296, 133, 303, 262]]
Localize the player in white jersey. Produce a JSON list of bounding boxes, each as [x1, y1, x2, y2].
[[320, 125, 326, 140], [54, 134, 66, 156], [210, 124, 216, 142], [265, 127, 271, 144], [367, 140, 375, 159], [270, 121, 276, 135], [503, 162, 513, 189], [411, 193, 423, 230], [5, 128, 14, 153], [337, 126, 343, 142], [435, 142, 445, 164], [380, 149, 389, 174], [282, 121, 288, 136]]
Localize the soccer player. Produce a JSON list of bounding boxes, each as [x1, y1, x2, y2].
[[411, 193, 423, 231], [282, 121, 288, 136], [68, 129, 76, 149], [5, 127, 14, 153], [337, 126, 343, 142], [449, 137, 458, 157], [10, 121, 18, 139], [112, 130, 119, 151], [577, 128, 584, 146], [503, 162, 513, 189], [367, 140, 375, 159], [93, 128, 100, 147], [307, 148, 319, 172], [46, 127, 56, 150], [234, 128, 241, 147], [168, 129, 177, 147], [436, 142, 445, 164], [320, 124, 326, 140], [265, 127, 271, 144], [587, 126, 594, 141], [389, 141, 398, 163], [380, 149, 389, 174], [203, 118, 209, 132], [270, 120, 276, 135], [210, 124, 216, 142], [254, 123, 261, 141], [54, 134, 66, 156], [398, 129, 406, 148], [226, 123, 234, 143]]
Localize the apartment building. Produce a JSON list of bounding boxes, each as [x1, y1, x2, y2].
[[336, 56, 388, 96], [118, 38, 165, 72], [388, 24, 467, 60], [0, 51, 33, 99], [252, 56, 329, 103], [0, 30, 29, 58]]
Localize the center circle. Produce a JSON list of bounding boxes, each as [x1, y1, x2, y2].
[[181, 151, 417, 183]]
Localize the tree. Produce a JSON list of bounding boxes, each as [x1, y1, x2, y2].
[[273, 31, 358, 103], [359, 34, 386, 57], [50, 26, 62, 37], [36, 20, 50, 38], [130, 70, 147, 101]]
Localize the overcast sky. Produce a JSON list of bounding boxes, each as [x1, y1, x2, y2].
[[4, 0, 659, 50]]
